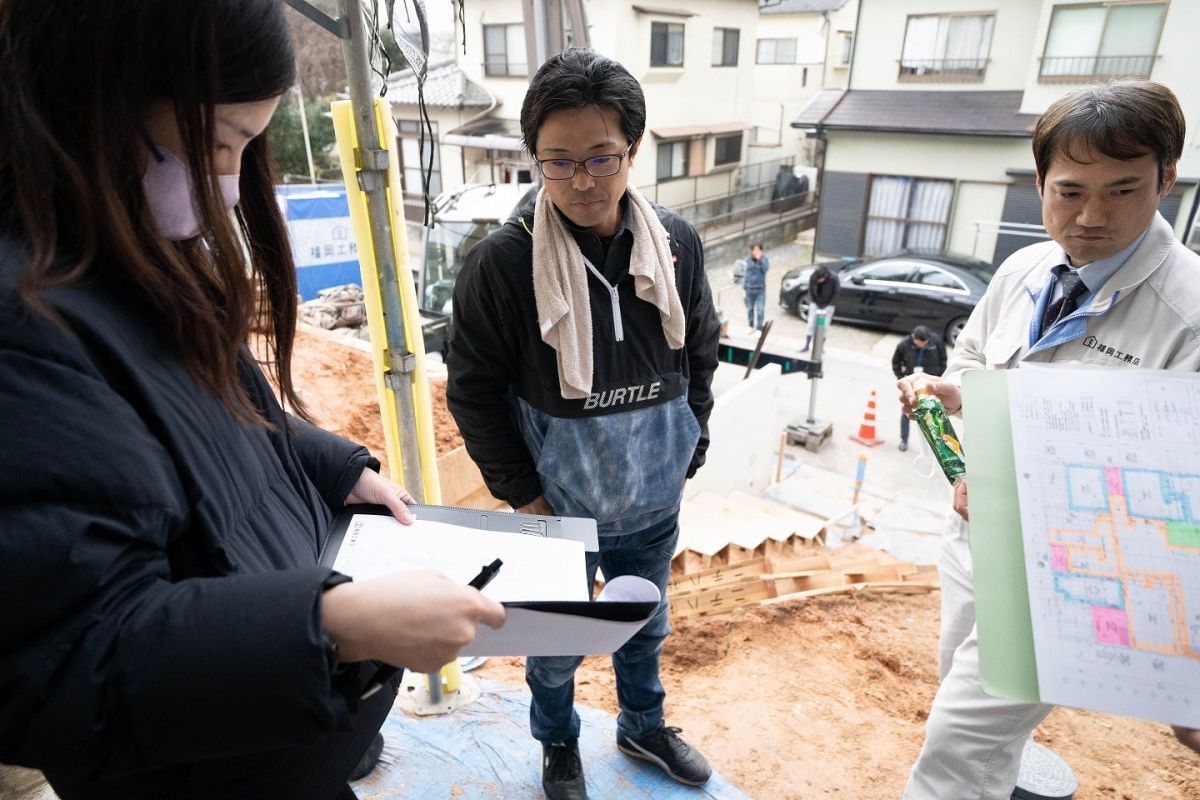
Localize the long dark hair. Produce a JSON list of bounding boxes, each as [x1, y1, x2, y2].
[[0, 0, 305, 423]]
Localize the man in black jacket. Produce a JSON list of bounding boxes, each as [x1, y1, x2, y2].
[[446, 49, 719, 800], [802, 264, 839, 351], [891, 325, 947, 451]]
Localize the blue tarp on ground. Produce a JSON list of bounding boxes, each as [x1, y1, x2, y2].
[[352, 679, 748, 799]]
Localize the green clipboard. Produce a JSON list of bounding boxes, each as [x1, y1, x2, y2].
[[961, 370, 1040, 703]]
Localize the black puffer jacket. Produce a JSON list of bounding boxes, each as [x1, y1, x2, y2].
[[0, 237, 391, 799]]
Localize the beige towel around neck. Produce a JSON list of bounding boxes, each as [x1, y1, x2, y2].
[[532, 185, 687, 400]]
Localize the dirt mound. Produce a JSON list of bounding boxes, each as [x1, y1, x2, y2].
[[286, 326, 463, 474]]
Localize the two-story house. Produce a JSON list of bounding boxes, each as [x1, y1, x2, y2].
[[388, 0, 798, 220], [750, 0, 857, 174], [793, 0, 1200, 265]]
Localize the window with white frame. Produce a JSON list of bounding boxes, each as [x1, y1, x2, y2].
[[714, 133, 742, 167], [1040, 2, 1166, 81], [656, 140, 688, 181], [396, 120, 441, 198], [840, 32, 853, 65], [712, 28, 739, 66], [756, 37, 797, 64], [651, 22, 685, 67], [863, 176, 953, 256], [900, 13, 994, 79], [483, 23, 527, 77]]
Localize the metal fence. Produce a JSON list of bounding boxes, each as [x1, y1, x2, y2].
[[638, 156, 795, 212], [898, 58, 989, 81], [1039, 54, 1157, 82], [694, 193, 817, 246]]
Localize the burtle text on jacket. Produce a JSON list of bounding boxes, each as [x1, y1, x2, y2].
[[583, 381, 661, 410]]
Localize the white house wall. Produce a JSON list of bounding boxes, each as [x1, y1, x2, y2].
[[849, 0, 1043, 91], [824, 131, 1031, 185], [820, 1, 859, 89], [823, 130, 1031, 257], [457, 0, 762, 193], [950, 181, 1008, 261], [613, 0, 761, 191], [814, 0, 1199, 259], [750, 12, 829, 167], [458, 0, 529, 123], [1016, 0, 1200, 236]]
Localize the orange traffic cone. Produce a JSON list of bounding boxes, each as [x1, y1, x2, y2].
[[849, 389, 885, 447]]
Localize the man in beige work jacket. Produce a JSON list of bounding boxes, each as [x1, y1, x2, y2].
[[898, 81, 1200, 799]]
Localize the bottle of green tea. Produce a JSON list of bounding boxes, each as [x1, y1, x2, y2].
[[913, 384, 966, 485]]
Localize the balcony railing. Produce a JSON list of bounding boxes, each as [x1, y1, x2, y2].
[[638, 156, 796, 213], [1039, 54, 1157, 82], [898, 58, 989, 82]]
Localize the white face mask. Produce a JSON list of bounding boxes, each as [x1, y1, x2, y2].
[[141, 145, 240, 240]]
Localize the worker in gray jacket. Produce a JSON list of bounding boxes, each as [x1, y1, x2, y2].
[[898, 81, 1200, 799]]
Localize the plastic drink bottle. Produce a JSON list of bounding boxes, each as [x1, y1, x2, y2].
[[913, 384, 966, 485]]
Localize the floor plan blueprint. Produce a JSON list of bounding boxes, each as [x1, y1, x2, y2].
[[1007, 367, 1200, 727]]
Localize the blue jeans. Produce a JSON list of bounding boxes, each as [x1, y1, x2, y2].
[[526, 512, 679, 743], [744, 289, 766, 330], [901, 412, 911, 443]]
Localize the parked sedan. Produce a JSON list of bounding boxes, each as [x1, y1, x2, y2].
[[778, 251, 995, 346]]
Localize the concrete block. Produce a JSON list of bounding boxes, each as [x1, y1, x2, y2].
[[689, 363, 784, 496]]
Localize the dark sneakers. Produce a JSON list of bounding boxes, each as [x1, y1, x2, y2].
[[617, 726, 712, 786], [542, 739, 588, 800]]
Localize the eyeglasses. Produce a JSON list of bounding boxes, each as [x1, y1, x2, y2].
[[534, 144, 633, 181]]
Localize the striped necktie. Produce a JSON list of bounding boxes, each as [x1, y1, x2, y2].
[[1039, 265, 1087, 340]]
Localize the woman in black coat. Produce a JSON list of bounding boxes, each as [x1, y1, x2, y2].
[[0, 2, 503, 797]]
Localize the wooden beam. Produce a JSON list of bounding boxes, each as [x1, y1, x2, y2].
[[668, 557, 772, 596]]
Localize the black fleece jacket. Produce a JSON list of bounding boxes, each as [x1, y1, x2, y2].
[[446, 192, 720, 508]]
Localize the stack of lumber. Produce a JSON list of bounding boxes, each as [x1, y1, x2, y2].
[[668, 551, 939, 620]]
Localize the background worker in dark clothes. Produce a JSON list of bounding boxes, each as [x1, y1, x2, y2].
[[741, 243, 769, 330], [891, 325, 947, 451], [446, 48, 720, 800], [802, 264, 839, 351], [0, 3, 504, 798]]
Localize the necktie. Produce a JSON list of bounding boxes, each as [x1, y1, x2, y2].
[[1039, 266, 1087, 339]]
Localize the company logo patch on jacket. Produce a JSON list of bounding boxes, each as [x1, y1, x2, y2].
[[1082, 336, 1141, 365], [583, 381, 662, 410]]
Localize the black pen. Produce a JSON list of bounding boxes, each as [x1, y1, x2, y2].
[[469, 558, 503, 590], [361, 558, 504, 700]]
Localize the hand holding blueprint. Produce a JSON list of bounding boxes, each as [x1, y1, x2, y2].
[[966, 366, 1200, 727]]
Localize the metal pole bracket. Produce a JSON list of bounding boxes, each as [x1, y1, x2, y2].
[[357, 171, 386, 192], [355, 147, 392, 171], [284, 0, 349, 39]]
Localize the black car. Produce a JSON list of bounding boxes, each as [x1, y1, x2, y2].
[[778, 251, 995, 346]]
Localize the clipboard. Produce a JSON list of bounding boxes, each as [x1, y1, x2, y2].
[[320, 502, 599, 560], [319, 505, 658, 657], [961, 370, 1040, 703]]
